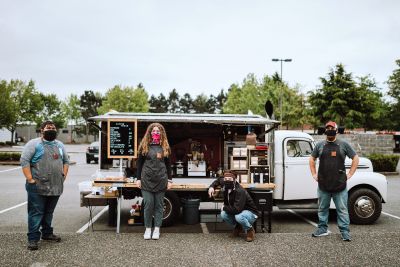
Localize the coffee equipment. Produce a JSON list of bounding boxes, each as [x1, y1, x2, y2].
[[187, 161, 206, 176]]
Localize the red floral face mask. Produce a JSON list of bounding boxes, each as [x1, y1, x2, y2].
[[151, 131, 161, 144]]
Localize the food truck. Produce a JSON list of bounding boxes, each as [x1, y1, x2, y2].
[[83, 111, 387, 228]]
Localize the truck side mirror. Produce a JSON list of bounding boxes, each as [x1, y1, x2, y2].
[[265, 100, 273, 118], [338, 126, 345, 134], [317, 126, 325, 135]]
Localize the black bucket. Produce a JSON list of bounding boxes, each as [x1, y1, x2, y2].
[[182, 198, 200, 225]]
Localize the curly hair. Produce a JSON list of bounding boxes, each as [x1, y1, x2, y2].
[[138, 123, 171, 157]]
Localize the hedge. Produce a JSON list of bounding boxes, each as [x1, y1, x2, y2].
[[0, 152, 21, 161], [368, 154, 400, 172]]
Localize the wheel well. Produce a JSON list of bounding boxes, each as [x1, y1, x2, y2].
[[348, 184, 384, 203]]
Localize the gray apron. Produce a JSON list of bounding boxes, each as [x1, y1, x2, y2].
[[32, 142, 65, 196], [317, 141, 347, 192], [141, 145, 168, 193]]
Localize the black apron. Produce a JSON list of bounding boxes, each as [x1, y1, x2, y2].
[[141, 145, 168, 193], [317, 141, 347, 193]]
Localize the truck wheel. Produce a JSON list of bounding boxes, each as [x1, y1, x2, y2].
[[162, 191, 181, 227], [86, 157, 91, 164], [348, 188, 382, 225]]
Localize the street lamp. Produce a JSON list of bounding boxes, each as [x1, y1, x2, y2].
[[272, 58, 292, 127]]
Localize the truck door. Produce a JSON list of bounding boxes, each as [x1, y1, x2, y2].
[[283, 138, 317, 200]]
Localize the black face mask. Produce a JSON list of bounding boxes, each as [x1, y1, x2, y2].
[[224, 181, 235, 190], [43, 130, 57, 141], [325, 129, 337, 137]]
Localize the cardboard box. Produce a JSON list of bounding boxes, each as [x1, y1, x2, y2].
[[251, 157, 258, 165], [240, 148, 248, 156], [232, 148, 241, 156], [240, 174, 248, 183], [240, 160, 247, 169], [232, 160, 240, 169]]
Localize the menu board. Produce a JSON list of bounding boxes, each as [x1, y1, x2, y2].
[[107, 119, 138, 158]]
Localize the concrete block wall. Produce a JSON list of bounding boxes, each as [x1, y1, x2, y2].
[[313, 134, 395, 156]]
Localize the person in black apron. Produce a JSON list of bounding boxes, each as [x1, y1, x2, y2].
[[309, 121, 359, 241], [136, 123, 172, 240], [20, 121, 69, 250]]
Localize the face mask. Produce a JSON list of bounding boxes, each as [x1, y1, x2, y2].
[[43, 130, 57, 141], [151, 133, 160, 144], [224, 180, 234, 190], [325, 129, 337, 137]]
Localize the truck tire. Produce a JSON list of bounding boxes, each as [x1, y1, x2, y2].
[[162, 191, 181, 227], [348, 188, 382, 225]]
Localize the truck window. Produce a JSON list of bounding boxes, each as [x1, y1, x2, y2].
[[287, 140, 313, 157]]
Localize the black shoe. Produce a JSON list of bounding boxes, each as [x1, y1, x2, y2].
[[42, 234, 61, 242], [28, 241, 38, 250]]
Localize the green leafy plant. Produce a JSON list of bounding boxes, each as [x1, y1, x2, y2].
[[0, 152, 21, 161], [368, 154, 400, 172]]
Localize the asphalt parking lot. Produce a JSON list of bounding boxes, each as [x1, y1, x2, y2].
[[1, 145, 399, 266]]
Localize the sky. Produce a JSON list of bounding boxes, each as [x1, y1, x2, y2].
[[0, 0, 399, 100]]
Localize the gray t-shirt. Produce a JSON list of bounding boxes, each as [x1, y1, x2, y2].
[[311, 139, 357, 160]]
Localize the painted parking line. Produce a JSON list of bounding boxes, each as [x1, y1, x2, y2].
[[286, 209, 332, 234], [0, 166, 21, 173], [382, 211, 400, 220], [0, 202, 27, 214], [76, 206, 109, 233], [200, 223, 209, 234]]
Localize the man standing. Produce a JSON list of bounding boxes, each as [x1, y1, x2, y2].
[[208, 171, 259, 242], [21, 121, 69, 250], [309, 121, 359, 241]]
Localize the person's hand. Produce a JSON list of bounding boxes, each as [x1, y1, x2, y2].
[[220, 204, 224, 211], [167, 181, 173, 190], [136, 180, 141, 188], [312, 174, 318, 182], [208, 187, 215, 198], [27, 178, 36, 184], [346, 173, 352, 180]]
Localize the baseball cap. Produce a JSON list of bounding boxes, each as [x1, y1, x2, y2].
[[325, 121, 337, 129]]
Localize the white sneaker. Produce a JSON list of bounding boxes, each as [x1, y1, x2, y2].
[[144, 228, 152, 240], [152, 227, 160, 240]]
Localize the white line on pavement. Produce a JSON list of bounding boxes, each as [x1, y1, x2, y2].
[[382, 211, 400, 220], [0, 166, 21, 173], [286, 209, 332, 234], [76, 206, 109, 234], [200, 223, 209, 234], [0, 202, 27, 214]]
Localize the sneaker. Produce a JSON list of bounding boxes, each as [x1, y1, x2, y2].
[[27, 241, 38, 250], [312, 228, 329, 237], [144, 228, 152, 240], [341, 232, 351, 242], [42, 234, 61, 242], [152, 227, 160, 240]]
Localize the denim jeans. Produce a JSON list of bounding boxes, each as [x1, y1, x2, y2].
[[26, 182, 60, 241], [220, 210, 257, 231], [317, 187, 350, 234], [141, 190, 165, 228]]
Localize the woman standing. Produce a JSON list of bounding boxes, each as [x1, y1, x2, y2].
[[136, 123, 172, 240]]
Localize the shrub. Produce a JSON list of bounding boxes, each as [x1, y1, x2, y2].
[[0, 142, 5, 146], [368, 154, 400, 172], [0, 152, 21, 161], [5, 141, 15, 146]]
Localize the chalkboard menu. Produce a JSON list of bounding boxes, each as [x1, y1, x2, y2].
[[107, 119, 138, 158]]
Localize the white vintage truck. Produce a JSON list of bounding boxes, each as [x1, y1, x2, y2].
[[86, 111, 387, 226]]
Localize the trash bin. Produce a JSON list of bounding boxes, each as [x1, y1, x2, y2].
[[182, 198, 200, 225]]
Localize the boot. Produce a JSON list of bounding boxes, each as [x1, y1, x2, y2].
[[246, 227, 255, 242], [232, 224, 242, 237]]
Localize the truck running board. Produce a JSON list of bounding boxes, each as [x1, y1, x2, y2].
[[276, 199, 318, 209]]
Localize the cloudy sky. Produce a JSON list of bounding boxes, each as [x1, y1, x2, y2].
[[0, 0, 399, 100]]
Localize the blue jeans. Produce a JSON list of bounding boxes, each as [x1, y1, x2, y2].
[[26, 182, 60, 241], [141, 190, 165, 228], [317, 187, 350, 234], [220, 210, 257, 231]]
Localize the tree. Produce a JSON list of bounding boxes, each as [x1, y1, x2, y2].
[[61, 94, 82, 143], [35, 93, 65, 129], [0, 80, 15, 131], [149, 94, 168, 113], [309, 64, 388, 130], [387, 59, 400, 130], [192, 94, 216, 113], [0, 79, 42, 143], [168, 89, 180, 113], [179, 93, 193, 113], [213, 89, 226, 114], [80, 90, 103, 141], [98, 84, 149, 114]]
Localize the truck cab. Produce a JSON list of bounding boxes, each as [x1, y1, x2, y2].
[[87, 112, 387, 226]]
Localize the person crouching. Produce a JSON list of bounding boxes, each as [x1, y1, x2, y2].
[[219, 171, 259, 242]]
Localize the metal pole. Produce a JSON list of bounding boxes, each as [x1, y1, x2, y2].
[[280, 60, 283, 127]]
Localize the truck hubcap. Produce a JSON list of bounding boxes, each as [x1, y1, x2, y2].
[[163, 198, 172, 219], [354, 196, 375, 218]]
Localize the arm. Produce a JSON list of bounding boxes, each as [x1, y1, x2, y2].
[[208, 178, 222, 198], [20, 141, 36, 183], [61, 143, 69, 180], [347, 155, 359, 180], [309, 156, 318, 181], [63, 165, 69, 180], [22, 166, 35, 184], [136, 154, 145, 188], [164, 157, 173, 190]]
